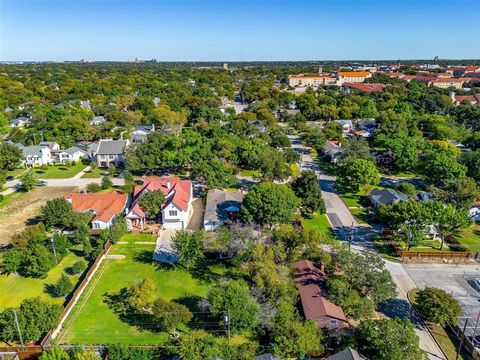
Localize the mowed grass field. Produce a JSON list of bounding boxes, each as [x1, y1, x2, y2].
[[32, 161, 88, 179], [0, 250, 84, 310], [59, 234, 226, 345]]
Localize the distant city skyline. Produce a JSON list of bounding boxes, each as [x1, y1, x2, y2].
[[1, 0, 479, 62]]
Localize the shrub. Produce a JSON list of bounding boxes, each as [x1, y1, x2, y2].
[[86, 183, 102, 193], [49, 273, 74, 297], [101, 176, 113, 189], [416, 287, 462, 326], [69, 260, 87, 275]]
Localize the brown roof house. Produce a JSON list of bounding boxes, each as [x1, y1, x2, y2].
[[293, 260, 348, 330]]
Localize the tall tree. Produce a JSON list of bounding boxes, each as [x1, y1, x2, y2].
[[0, 143, 23, 171], [416, 287, 462, 326], [138, 190, 166, 219], [292, 170, 325, 216], [172, 230, 205, 269], [336, 159, 380, 193]]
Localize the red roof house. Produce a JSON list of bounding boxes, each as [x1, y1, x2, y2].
[[125, 176, 193, 230], [293, 260, 348, 330], [65, 191, 128, 230]]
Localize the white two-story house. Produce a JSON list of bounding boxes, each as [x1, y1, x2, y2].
[[125, 176, 193, 230]]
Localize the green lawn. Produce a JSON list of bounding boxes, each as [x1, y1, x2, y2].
[[32, 162, 88, 179], [303, 213, 336, 243], [453, 222, 480, 252], [81, 167, 107, 179], [240, 170, 260, 177], [350, 207, 369, 224], [290, 163, 301, 177], [0, 250, 85, 310], [6, 168, 28, 179], [60, 234, 227, 345], [0, 192, 21, 208], [340, 192, 363, 208]]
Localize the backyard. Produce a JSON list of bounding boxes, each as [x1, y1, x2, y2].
[[32, 161, 88, 179], [453, 222, 480, 253], [59, 234, 228, 345], [0, 250, 85, 310], [303, 213, 336, 243]]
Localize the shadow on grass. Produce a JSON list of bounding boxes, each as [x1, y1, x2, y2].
[[134, 249, 177, 271], [378, 298, 426, 330], [174, 295, 221, 331]]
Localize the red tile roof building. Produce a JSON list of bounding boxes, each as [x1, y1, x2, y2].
[[126, 176, 193, 230], [343, 82, 388, 93], [293, 260, 348, 330], [65, 191, 128, 229]]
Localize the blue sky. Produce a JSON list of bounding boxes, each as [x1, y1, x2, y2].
[[1, 0, 479, 61]]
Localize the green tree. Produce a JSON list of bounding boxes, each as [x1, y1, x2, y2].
[[138, 190, 166, 219], [72, 348, 100, 360], [39, 347, 70, 360], [172, 230, 205, 269], [0, 250, 22, 275], [0, 297, 62, 343], [110, 218, 128, 244], [462, 150, 480, 183], [442, 176, 479, 210], [49, 273, 73, 297], [416, 287, 462, 326], [292, 170, 325, 216], [337, 159, 380, 193], [86, 183, 102, 193], [241, 182, 300, 225], [272, 319, 324, 359], [151, 298, 192, 332], [356, 318, 423, 360], [19, 171, 37, 192], [191, 158, 236, 189], [22, 244, 56, 278], [0, 142, 23, 171], [208, 280, 259, 332], [327, 276, 374, 319], [41, 198, 73, 228], [423, 152, 466, 185], [101, 176, 113, 190], [302, 127, 326, 150], [125, 278, 158, 312], [69, 260, 86, 274]]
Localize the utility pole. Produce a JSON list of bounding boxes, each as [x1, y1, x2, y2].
[[51, 237, 58, 264], [349, 223, 354, 251], [13, 310, 24, 348], [456, 318, 468, 360], [224, 310, 231, 342]]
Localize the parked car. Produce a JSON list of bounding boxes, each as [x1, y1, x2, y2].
[[37, 180, 48, 186]]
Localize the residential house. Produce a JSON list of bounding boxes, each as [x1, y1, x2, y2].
[[80, 100, 92, 110], [293, 260, 348, 330], [65, 191, 128, 230], [153, 97, 161, 107], [39, 141, 60, 151], [369, 188, 408, 208], [354, 129, 372, 138], [416, 191, 433, 202], [219, 96, 233, 114], [325, 347, 367, 360], [334, 119, 354, 135], [447, 139, 468, 152], [94, 139, 127, 167], [204, 189, 243, 231], [9, 116, 31, 128], [356, 119, 378, 133], [89, 116, 106, 126], [429, 78, 466, 89], [371, 148, 393, 165], [56, 147, 87, 163], [125, 176, 193, 230], [322, 141, 344, 164], [14, 143, 52, 167], [130, 124, 155, 144]]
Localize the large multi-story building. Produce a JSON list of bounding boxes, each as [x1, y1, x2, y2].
[[287, 74, 336, 87], [429, 78, 466, 89], [336, 71, 371, 85]]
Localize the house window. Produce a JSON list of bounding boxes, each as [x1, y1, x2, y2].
[[329, 319, 338, 326], [169, 210, 178, 217], [92, 222, 100, 229]]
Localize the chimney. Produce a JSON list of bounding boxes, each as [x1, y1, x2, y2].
[[166, 181, 171, 189], [319, 262, 325, 273]]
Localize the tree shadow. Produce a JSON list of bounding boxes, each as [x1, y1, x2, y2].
[[133, 249, 176, 271], [25, 216, 41, 226], [377, 298, 426, 330], [189, 261, 223, 283], [104, 289, 161, 333], [174, 295, 220, 331]]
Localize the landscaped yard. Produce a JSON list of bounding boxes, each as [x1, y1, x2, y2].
[[6, 168, 28, 179], [0, 250, 85, 310], [81, 167, 107, 179], [32, 161, 88, 179], [59, 234, 227, 345], [453, 222, 480, 253], [303, 213, 335, 243]]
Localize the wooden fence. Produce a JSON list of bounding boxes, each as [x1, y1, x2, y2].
[[41, 240, 112, 347], [0, 346, 42, 360], [400, 250, 472, 259]]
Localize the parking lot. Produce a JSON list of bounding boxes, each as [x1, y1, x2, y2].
[[404, 264, 480, 346]]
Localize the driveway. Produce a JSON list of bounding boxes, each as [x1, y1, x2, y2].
[[187, 198, 204, 230], [153, 229, 178, 263]]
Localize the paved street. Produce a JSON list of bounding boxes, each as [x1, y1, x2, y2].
[[289, 134, 446, 360]]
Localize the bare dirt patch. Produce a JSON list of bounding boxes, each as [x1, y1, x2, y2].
[[0, 186, 77, 244]]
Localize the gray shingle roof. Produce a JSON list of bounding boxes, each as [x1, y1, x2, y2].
[[326, 347, 366, 360], [96, 140, 126, 155], [204, 189, 243, 223], [369, 188, 408, 206], [65, 146, 86, 155]]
